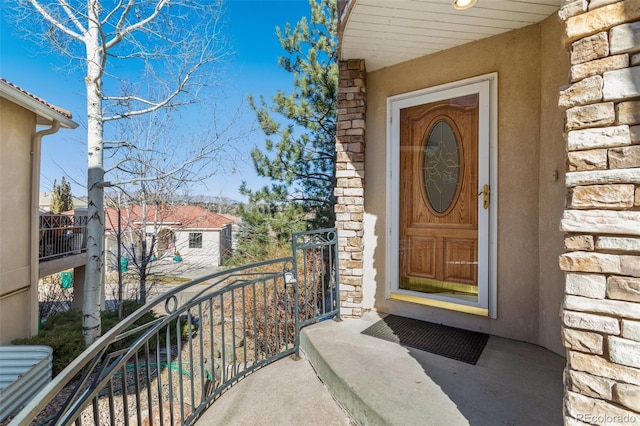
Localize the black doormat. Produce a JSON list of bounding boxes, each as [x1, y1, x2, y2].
[[361, 315, 489, 365]]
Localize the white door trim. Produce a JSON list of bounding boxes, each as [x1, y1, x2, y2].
[[386, 73, 498, 318]]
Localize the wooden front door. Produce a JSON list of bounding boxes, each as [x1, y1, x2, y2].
[[399, 94, 480, 295]]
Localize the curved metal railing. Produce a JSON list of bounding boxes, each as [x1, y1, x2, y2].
[[10, 229, 339, 425]]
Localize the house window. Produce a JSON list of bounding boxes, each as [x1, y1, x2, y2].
[[189, 232, 203, 249]]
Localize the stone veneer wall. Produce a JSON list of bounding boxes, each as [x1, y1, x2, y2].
[[335, 59, 366, 317], [558, 0, 640, 423]]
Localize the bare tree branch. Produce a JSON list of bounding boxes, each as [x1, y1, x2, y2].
[[27, 0, 85, 41], [103, 62, 202, 121], [106, 0, 169, 50], [59, 0, 87, 34], [101, 0, 126, 25]]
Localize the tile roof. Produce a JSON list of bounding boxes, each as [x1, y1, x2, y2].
[[105, 205, 235, 231], [0, 78, 73, 119]]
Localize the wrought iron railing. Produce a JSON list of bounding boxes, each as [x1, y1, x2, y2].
[[39, 214, 88, 261], [11, 228, 339, 425]]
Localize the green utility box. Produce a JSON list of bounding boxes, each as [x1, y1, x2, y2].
[[120, 257, 129, 273], [60, 272, 73, 289]]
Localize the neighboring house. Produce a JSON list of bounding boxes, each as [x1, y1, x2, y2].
[[39, 192, 88, 214], [337, 0, 639, 421], [219, 213, 240, 252], [0, 79, 78, 344], [104, 205, 235, 272]]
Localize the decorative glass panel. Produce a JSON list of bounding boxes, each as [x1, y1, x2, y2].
[[422, 120, 460, 213]]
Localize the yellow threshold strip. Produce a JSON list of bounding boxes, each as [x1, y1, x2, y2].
[[390, 291, 489, 317]]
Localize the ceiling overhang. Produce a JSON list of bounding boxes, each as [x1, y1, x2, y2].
[[340, 0, 561, 72]]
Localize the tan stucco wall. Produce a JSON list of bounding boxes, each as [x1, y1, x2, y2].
[[361, 15, 568, 353], [0, 99, 37, 344], [538, 16, 570, 355]]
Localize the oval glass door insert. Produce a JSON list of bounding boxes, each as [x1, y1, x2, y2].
[[422, 119, 460, 213]]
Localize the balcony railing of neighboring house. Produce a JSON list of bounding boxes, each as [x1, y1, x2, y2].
[[39, 214, 88, 261], [11, 228, 340, 426]]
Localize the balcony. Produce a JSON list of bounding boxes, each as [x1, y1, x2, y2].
[[39, 214, 87, 278]]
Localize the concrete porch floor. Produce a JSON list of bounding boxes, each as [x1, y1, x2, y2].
[[196, 312, 565, 425]]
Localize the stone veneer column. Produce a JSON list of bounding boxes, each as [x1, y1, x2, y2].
[[335, 59, 366, 317], [558, 0, 640, 423]]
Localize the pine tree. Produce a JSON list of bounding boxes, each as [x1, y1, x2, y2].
[[233, 199, 305, 263], [50, 177, 74, 214], [240, 0, 337, 250]]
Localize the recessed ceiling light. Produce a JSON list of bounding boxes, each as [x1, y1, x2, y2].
[[453, 0, 477, 10]]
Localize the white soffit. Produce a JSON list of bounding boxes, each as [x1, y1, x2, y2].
[[341, 0, 561, 72]]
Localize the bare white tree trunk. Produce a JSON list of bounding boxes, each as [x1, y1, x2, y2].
[[83, 0, 105, 345]]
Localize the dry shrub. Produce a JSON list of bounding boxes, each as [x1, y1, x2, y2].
[[216, 247, 332, 363], [39, 273, 74, 321]]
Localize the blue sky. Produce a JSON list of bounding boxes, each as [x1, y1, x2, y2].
[[0, 0, 312, 201]]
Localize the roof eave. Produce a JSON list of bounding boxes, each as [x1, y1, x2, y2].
[[0, 79, 79, 129]]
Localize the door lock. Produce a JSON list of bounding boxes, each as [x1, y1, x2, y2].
[[479, 184, 490, 209]]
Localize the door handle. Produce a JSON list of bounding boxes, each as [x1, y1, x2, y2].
[[479, 184, 490, 209]]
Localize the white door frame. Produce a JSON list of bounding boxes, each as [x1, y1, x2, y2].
[[386, 73, 498, 318]]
